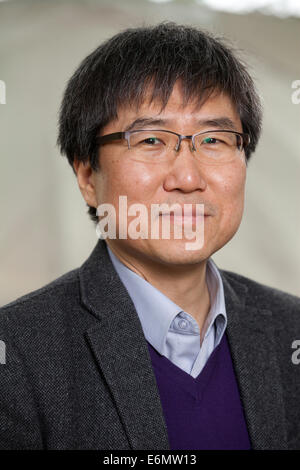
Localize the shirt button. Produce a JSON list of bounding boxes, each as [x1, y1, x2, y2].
[[179, 319, 188, 329]]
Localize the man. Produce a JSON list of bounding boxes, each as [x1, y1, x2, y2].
[[0, 22, 299, 450]]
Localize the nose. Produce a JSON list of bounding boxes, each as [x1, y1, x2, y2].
[[163, 139, 207, 193], [174, 135, 195, 153]]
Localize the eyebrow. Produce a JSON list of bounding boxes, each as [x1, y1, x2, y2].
[[124, 116, 238, 132], [124, 118, 167, 132]]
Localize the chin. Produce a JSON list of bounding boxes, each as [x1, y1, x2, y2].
[[149, 239, 212, 265]]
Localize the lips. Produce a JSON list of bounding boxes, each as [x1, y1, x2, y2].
[[159, 206, 209, 217]]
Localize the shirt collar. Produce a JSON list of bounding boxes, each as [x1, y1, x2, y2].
[[106, 243, 227, 354], [204, 257, 227, 346]]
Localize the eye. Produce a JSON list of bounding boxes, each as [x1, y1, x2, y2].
[[202, 137, 221, 145], [141, 137, 163, 146]]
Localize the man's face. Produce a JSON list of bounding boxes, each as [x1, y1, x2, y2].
[[81, 83, 247, 266]]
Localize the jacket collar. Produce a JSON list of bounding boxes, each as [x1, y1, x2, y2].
[[79, 239, 170, 450], [79, 240, 288, 450]]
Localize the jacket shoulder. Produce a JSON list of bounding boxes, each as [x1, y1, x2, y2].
[[221, 268, 300, 313], [0, 268, 80, 321]]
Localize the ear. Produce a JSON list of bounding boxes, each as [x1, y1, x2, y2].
[[73, 158, 98, 208]]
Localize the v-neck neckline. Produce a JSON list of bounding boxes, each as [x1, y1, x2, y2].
[[147, 334, 226, 403]]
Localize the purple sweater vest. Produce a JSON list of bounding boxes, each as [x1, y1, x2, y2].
[[147, 332, 251, 450]]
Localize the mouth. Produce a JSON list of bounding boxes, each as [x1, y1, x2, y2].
[[159, 211, 211, 227], [159, 208, 211, 218]]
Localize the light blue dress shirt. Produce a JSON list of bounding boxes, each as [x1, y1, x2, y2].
[[106, 244, 227, 378]]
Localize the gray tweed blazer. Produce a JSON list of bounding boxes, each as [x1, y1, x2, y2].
[[0, 239, 300, 450]]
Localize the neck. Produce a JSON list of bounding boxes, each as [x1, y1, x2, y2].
[[106, 241, 211, 334]]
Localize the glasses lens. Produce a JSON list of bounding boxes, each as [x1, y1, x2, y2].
[[194, 131, 244, 164], [128, 130, 177, 162]]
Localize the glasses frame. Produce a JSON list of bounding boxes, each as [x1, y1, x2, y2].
[[95, 129, 251, 153]]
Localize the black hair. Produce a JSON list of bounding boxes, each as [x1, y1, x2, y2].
[[57, 22, 263, 225]]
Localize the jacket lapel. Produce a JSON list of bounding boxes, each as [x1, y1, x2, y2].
[[221, 272, 288, 449], [79, 240, 170, 450]]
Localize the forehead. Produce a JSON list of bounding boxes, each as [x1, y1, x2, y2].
[[101, 83, 243, 134]]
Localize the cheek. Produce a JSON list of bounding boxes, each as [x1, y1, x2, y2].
[[97, 157, 159, 203], [214, 163, 246, 222]]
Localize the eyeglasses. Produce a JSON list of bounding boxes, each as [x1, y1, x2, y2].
[[96, 129, 250, 165]]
